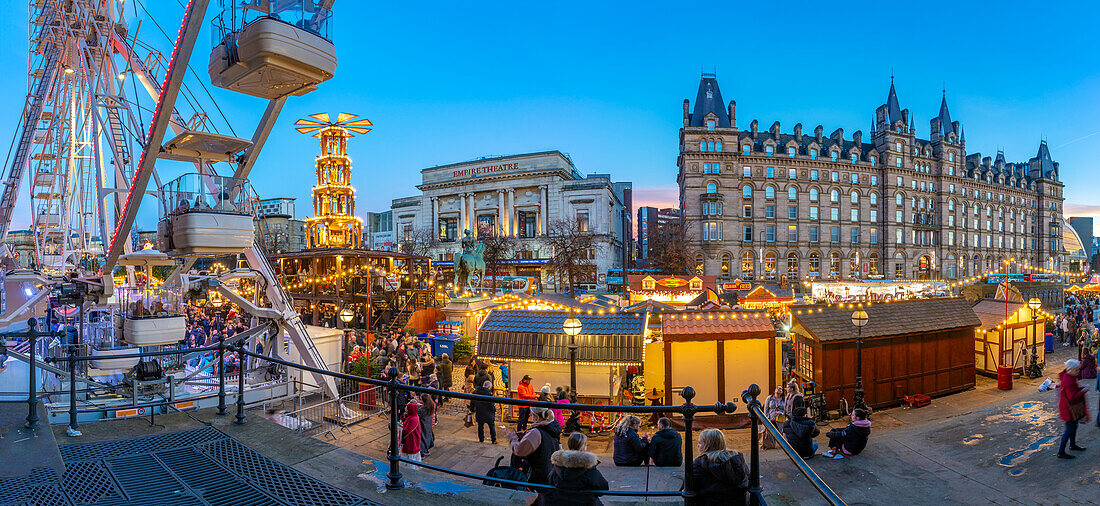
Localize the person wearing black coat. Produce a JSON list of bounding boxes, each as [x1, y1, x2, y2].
[[535, 432, 609, 506], [648, 417, 683, 467], [469, 381, 496, 443], [782, 406, 820, 459], [612, 415, 649, 466], [692, 428, 749, 506], [823, 409, 871, 459]]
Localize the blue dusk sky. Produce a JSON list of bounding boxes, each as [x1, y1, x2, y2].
[[1, 1, 1099, 233]]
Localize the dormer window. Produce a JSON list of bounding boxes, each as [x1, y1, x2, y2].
[[689, 277, 703, 290], [765, 146, 774, 157], [850, 154, 858, 164], [707, 119, 715, 131], [830, 151, 839, 162], [742, 144, 751, 155], [788, 147, 796, 158], [810, 149, 818, 160], [642, 277, 655, 290], [869, 155, 877, 165]]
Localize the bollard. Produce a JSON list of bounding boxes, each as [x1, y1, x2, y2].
[[743, 384, 763, 506], [217, 333, 227, 415], [25, 318, 40, 429], [385, 366, 404, 490], [234, 342, 246, 425], [680, 386, 697, 505]]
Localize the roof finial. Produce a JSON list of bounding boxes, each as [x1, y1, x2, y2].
[[890, 67, 894, 83]]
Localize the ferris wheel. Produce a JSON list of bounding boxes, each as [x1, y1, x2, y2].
[[0, 0, 344, 399]]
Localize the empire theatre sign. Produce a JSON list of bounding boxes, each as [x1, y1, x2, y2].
[[451, 162, 520, 179]]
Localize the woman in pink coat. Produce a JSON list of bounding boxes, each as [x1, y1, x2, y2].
[[1057, 359, 1089, 459], [400, 400, 423, 467]]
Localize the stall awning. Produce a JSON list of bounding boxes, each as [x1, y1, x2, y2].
[[662, 310, 775, 340], [792, 298, 981, 342]]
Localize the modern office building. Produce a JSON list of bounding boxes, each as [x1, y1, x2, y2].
[[678, 73, 1066, 281], [637, 207, 682, 267], [365, 210, 394, 251], [1069, 217, 1094, 261], [254, 197, 307, 253], [392, 150, 631, 292]]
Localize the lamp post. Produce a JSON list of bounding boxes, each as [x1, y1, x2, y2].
[[851, 308, 869, 412], [563, 317, 582, 399], [339, 307, 355, 328], [1026, 297, 1042, 379]]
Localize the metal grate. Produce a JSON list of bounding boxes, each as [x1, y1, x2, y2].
[[156, 447, 279, 506], [102, 454, 202, 506], [62, 461, 120, 504], [0, 467, 69, 506], [58, 426, 225, 462], [200, 438, 364, 506]]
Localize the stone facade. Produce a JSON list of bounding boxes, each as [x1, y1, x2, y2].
[[678, 74, 1066, 282], [392, 151, 631, 292]]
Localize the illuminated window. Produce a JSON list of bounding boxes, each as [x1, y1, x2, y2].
[[741, 251, 755, 279]]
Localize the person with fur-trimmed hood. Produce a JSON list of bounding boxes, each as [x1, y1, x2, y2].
[[534, 432, 609, 505]]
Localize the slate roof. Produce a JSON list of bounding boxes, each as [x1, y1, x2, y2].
[[624, 299, 676, 314], [791, 298, 980, 342], [479, 310, 646, 335], [477, 310, 645, 362], [970, 300, 1026, 330], [886, 81, 904, 125], [662, 310, 775, 339], [937, 94, 954, 136], [689, 74, 730, 128]]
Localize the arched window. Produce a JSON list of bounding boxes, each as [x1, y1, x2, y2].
[[973, 255, 981, 274], [788, 187, 797, 200], [948, 200, 955, 211], [721, 253, 731, 277], [829, 252, 841, 277], [869, 192, 878, 205], [742, 185, 752, 198], [765, 186, 776, 199], [741, 251, 754, 279], [716, 141, 723, 152], [869, 253, 879, 274], [707, 182, 717, 194], [849, 252, 861, 277], [830, 190, 839, 202], [787, 253, 799, 277], [895, 193, 903, 206], [810, 188, 819, 201], [764, 252, 777, 280], [699, 141, 706, 152], [695, 254, 704, 274], [808, 252, 821, 275], [850, 191, 860, 204]]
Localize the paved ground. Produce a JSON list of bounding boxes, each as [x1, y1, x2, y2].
[[317, 345, 1100, 505]]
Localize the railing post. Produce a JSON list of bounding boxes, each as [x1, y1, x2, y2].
[[25, 318, 40, 429], [680, 386, 697, 505], [234, 342, 246, 425], [217, 332, 227, 415], [743, 384, 763, 506], [67, 343, 81, 436], [385, 366, 404, 490]]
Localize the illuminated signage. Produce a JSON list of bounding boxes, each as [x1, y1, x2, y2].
[[657, 277, 689, 288], [453, 162, 520, 179]]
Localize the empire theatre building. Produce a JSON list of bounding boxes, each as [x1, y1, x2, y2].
[[678, 73, 1068, 282], [392, 151, 631, 292]]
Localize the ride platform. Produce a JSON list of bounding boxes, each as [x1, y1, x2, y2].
[[0, 401, 65, 479]]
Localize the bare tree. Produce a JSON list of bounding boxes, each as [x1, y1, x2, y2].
[[398, 227, 438, 258], [545, 219, 604, 298], [649, 219, 691, 274], [478, 226, 517, 294]]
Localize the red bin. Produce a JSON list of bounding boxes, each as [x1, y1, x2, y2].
[[997, 365, 1013, 391]]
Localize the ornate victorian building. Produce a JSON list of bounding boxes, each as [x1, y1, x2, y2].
[[678, 74, 1066, 281]]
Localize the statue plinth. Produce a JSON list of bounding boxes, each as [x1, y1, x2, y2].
[[442, 295, 497, 343]]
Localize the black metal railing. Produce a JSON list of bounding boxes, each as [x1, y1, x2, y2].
[[19, 324, 846, 505], [742, 384, 846, 506]]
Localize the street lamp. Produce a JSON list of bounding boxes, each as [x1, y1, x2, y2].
[[563, 317, 583, 399], [339, 307, 355, 326], [1026, 297, 1042, 378], [850, 308, 869, 412]]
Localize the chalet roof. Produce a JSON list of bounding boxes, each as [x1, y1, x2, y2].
[[480, 310, 646, 335], [477, 310, 645, 362], [624, 299, 677, 314], [791, 298, 980, 342], [971, 300, 1027, 330], [628, 274, 714, 293], [662, 310, 775, 339]]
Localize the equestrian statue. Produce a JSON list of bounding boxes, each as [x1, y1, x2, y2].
[[453, 229, 485, 292]]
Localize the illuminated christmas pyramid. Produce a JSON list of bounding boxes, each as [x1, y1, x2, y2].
[[294, 113, 372, 248]]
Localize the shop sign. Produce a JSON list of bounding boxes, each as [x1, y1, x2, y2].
[[384, 276, 400, 291], [723, 279, 751, 290], [657, 277, 688, 288], [452, 162, 520, 179]]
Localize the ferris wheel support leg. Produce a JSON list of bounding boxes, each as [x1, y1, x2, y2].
[[242, 245, 339, 399], [102, 0, 211, 274]]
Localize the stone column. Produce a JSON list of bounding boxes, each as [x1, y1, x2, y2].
[[507, 189, 515, 236], [459, 193, 466, 236], [497, 190, 505, 235], [469, 192, 478, 238], [431, 196, 438, 235], [539, 185, 548, 235]]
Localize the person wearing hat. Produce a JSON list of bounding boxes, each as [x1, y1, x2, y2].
[[507, 406, 562, 485], [517, 374, 536, 431], [1057, 358, 1090, 459]]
